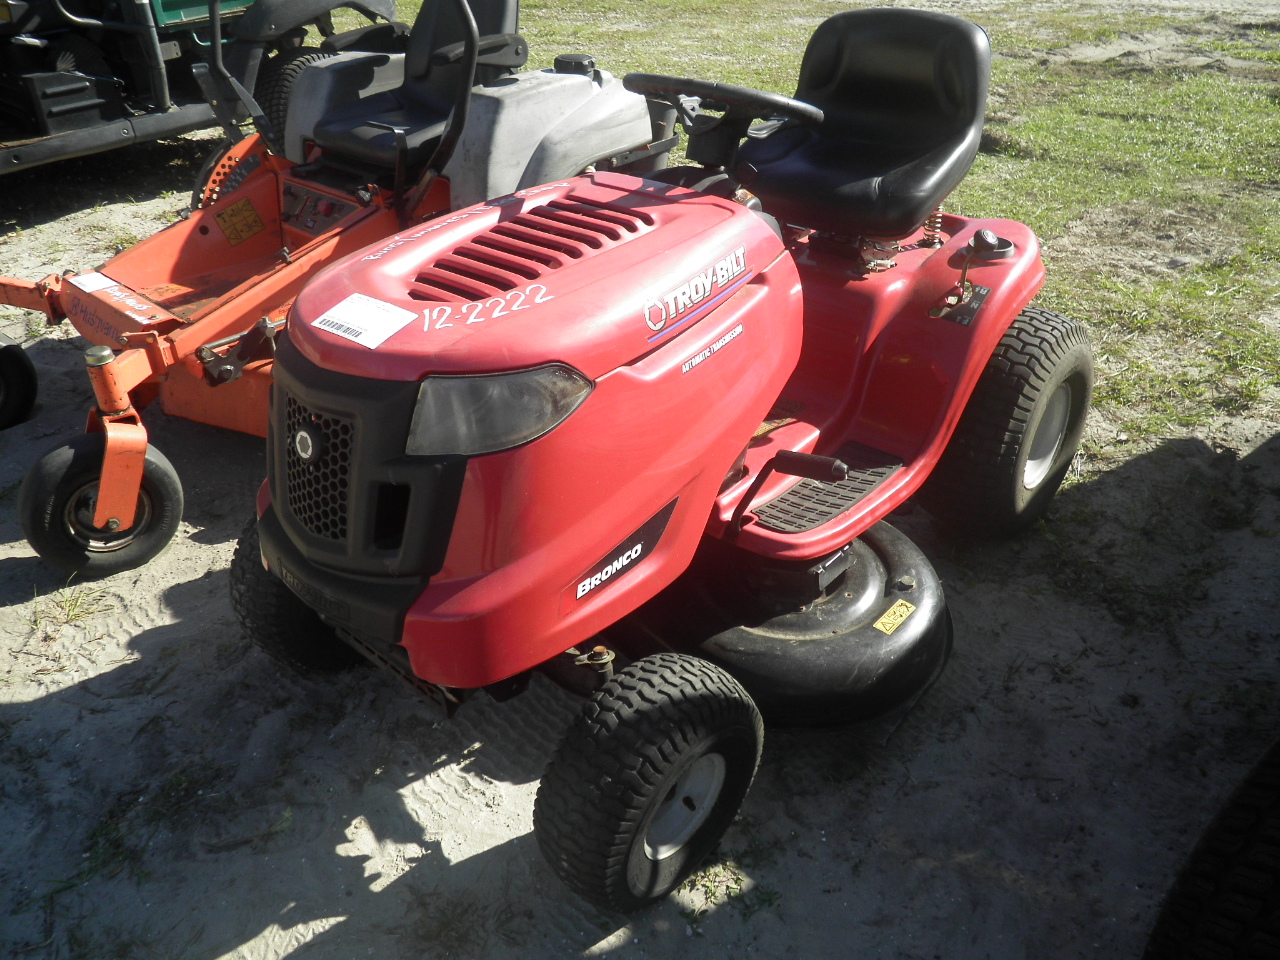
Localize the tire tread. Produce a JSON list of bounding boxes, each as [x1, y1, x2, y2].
[[255, 48, 332, 146], [229, 518, 364, 674], [919, 306, 1092, 534], [1146, 739, 1280, 960], [534, 654, 763, 911]]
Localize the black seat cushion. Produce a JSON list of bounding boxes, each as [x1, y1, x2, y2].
[[738, 9, 990, 239], [311, 0, 518, 170], [313, 85, 452, 168]]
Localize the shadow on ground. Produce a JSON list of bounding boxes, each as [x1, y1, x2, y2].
[[1, 137, 216, 235], [1, 418, 1278, 959]]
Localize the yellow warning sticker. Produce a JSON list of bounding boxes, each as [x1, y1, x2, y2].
[[214, 198, 265, 246], [873, 599, 917, 635]]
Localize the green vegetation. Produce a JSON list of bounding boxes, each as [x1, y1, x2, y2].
[[349, 1, 1280, 441], [515, 1, 1279, 442]]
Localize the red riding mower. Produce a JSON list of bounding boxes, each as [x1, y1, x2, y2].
[[231, 8, 1093, 911], [1, 0, 674, 574]]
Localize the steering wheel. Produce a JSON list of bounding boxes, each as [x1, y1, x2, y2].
[[623, 73, 824, 126]]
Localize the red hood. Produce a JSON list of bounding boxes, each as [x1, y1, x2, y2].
[[289, 172, 786, 381]]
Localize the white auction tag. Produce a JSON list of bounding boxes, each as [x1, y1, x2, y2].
[[69, 272, 119, 293], [312, 293, 417, 349]]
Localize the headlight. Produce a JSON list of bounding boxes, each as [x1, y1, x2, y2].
[[405, 363, 593, 456]]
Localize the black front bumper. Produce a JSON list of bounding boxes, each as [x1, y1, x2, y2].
[[269, 334, 467, 577], [257, 502, 424, 648]]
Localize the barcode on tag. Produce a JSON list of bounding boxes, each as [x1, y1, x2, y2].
[[314, 318, 365, 339], [311, 293, 416, 349]]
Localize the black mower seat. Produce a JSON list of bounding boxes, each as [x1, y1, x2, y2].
[[737, 9, 990, 239], [314, 90, 451, 169], [313, 0, 521, 170]]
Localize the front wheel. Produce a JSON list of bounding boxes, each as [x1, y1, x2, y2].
[[534, 653, 763, 912], [0, 332, 38, 429], [17, 433, 183, 576], [918, 306, 1093, 536], [229, 517, 365, 675]]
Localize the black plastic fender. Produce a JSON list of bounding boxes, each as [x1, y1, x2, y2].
[[607, 521, 952, 726], [233, 0, 395, 42]]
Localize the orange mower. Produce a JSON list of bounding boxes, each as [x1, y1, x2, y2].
[[2, 0, 675, 575]]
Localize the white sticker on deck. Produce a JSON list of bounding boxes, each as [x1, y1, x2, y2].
[[312, 293, 417, 349], [69, 272, 119, 293]]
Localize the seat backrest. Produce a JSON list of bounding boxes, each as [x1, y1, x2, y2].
[[795, 8, 989, 144], [404, 0, 519, 79]]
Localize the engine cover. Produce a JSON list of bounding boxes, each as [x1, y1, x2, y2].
[[280, 172, 806, 687], [289, 172, 788, 381]]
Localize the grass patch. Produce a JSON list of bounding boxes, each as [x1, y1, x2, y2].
[[25, 584, 114, 642], [368, 2, 1280, 442]]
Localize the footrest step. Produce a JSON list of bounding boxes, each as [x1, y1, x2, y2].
[[753, 441, 902, 534]]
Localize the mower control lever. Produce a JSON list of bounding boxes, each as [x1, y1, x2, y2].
[[772, 450, 850, 482], [729, 451, 850, 537]]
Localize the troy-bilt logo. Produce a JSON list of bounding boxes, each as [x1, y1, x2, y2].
[[561, 501, 678, 615], [643, 245, 747, 332], [280, 565, 349, 621]]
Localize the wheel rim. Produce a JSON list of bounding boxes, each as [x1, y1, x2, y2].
[[643, 751, 726, 861], [62, 480, 153, 552], [1023, 382, 1072, 489]]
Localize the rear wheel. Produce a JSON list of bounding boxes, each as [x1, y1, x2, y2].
[[230, 517, 365, 674], [0, 332, 38, 429], [255, 47, 333, 151], [18, 433, 183, 576], [918, 306, 1092, 536], [534, 653, 763, 912], [191, 137, 250, 209]]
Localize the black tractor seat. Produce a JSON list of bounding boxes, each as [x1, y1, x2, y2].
[[738, 8, 991, 240], [312, 0, 525, 170], [314, 89, 452, 169]]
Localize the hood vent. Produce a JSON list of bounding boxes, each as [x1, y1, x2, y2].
[[407, 193, 651, 303]]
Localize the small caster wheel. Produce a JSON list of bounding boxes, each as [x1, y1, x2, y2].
[[0, 332, 38, 429], [230, 517, 365, 674], [18, 433, 183, 576], [534, 653, 763, 912]]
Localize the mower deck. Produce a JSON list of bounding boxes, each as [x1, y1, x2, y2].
[[8, 140, 449, 444]]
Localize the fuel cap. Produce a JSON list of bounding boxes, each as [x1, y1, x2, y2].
[[554, 53, 595, 75]]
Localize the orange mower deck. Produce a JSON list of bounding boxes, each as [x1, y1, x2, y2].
[[2, 134, 449, 532]]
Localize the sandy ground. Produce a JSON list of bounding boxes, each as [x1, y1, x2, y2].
[[3, 4, 1280, 959]]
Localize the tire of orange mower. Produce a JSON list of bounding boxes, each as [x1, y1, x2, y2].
[[0, 332, 38, 429], [17, 433, 183, 577]]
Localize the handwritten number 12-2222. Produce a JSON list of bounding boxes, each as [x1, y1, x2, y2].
[[426, 283, 553, 330]]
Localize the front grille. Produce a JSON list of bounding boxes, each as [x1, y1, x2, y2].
[[284, 393, 354, 541]]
